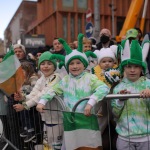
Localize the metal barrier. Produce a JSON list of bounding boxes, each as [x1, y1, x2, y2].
[[72, 93, 141, 112], [1, 95, 66, 150], [2, 94, 150, 150]]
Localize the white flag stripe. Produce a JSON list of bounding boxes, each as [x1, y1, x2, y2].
[[64, 129, 102, 149], [0, 54, 20, 83]]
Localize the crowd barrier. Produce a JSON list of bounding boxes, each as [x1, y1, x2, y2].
[[0, 94, 149, 150]]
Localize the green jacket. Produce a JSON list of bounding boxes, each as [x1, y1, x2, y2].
[[39, 72, 110, 112], [112, 76, 150, 138]]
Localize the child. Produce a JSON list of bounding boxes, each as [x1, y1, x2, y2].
[[92, 48, 120, 150], [111, 39, 150, 150], [36, 33, 110, 149], [92, 48, 120, 88], [83, 37, 92, 52], [13, 51, 62, 147], [14, 61, 39, 144], [82, 37, 97, 73]]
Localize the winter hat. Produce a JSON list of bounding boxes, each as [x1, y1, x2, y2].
[[120, 39, 147, 74], [50, 33, 97, 71], [126, 28, 138, 39], [38, 51, 57, 69], [13, 44, 26, 54], [94, 48, 116, 64]]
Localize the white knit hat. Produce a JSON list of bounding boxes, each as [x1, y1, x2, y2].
[[94, 48, 116, 64], [13, 44, 26, 54]]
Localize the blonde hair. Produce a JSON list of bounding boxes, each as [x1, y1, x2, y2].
[[83, 37, 92, 45]]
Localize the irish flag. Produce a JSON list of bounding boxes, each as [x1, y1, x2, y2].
[[0, 49, 24, 96], [63, 112, 102, 150]]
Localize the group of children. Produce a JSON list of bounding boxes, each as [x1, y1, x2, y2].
[[12, 33, 150, 150]]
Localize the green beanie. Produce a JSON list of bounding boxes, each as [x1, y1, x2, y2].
[[38, 51, 57, 69]]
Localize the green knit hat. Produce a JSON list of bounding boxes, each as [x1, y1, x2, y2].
[[119, 39, 147, 74], [50, 33, 97, 71], [38, 51, 57, 69]]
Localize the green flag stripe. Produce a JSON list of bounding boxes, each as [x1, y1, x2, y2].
[[3, 50, 14, 61], [63, 112, 99, 131]]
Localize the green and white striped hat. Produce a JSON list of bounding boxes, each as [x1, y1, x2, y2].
[[51, 33, 97, 71], [120, 39, 147, 74]]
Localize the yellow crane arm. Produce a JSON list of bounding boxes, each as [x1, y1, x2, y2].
[[116, 0, 144, 42], [140, 0, 148, 33]]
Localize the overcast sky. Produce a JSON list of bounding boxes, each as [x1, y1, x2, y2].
[[0, 0, 37, 40]]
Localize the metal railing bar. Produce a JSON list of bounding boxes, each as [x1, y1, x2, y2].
[[0, 135, 19, 150], [72, 93, 145, 112]]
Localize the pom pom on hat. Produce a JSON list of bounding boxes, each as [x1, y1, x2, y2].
[[94, 48, 116, 64]]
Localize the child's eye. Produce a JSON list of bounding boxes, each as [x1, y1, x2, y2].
[[134, 65, 139, 68], [41, 63, 45, 65], [127, 65, 132, 68], [48, 62, 53, 65], [69, 62, 74, 65]]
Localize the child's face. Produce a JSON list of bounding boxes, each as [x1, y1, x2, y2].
[[69, 59, 85, 76], [99, 57, 114, 70], [124, 64, 142, 82], [83, 43, 92, 52], [40, 61, 55, 77]]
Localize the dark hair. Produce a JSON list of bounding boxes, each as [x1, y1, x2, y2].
[[53, 37, 58, 40], [21, 61, 36, 80], [134, 27, 143, 40]]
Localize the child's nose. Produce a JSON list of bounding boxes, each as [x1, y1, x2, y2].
[[131, 67, 135, 71], [73, 64, 77, 68], [44, 64, 48, 68]]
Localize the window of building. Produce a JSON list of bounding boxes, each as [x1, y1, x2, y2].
[[63, 15, 67, 39], [117, 17, 125, 35], [71, 15, 75, 40], [78, 16, 82, 34], [77, 0, 87, 9], [62, 0, 73, 7], [53, 0, 57, 10]]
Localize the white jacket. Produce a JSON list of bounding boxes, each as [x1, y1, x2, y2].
[[25, 73, 61, 108]]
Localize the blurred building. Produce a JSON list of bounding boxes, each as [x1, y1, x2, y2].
[[4, 0, 150, 50], [26, 0, 150, 45], [4, 0, 37, 52], [0, 39, 4, 55]]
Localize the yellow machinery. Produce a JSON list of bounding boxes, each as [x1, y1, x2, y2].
[[116, 0, 148, 42]]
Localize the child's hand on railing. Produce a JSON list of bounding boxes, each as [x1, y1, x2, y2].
[[36, 103, 45, 113], [140, 89, 150, 98], [118, 89, 131, 101], [84, 104, 92, 116]]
